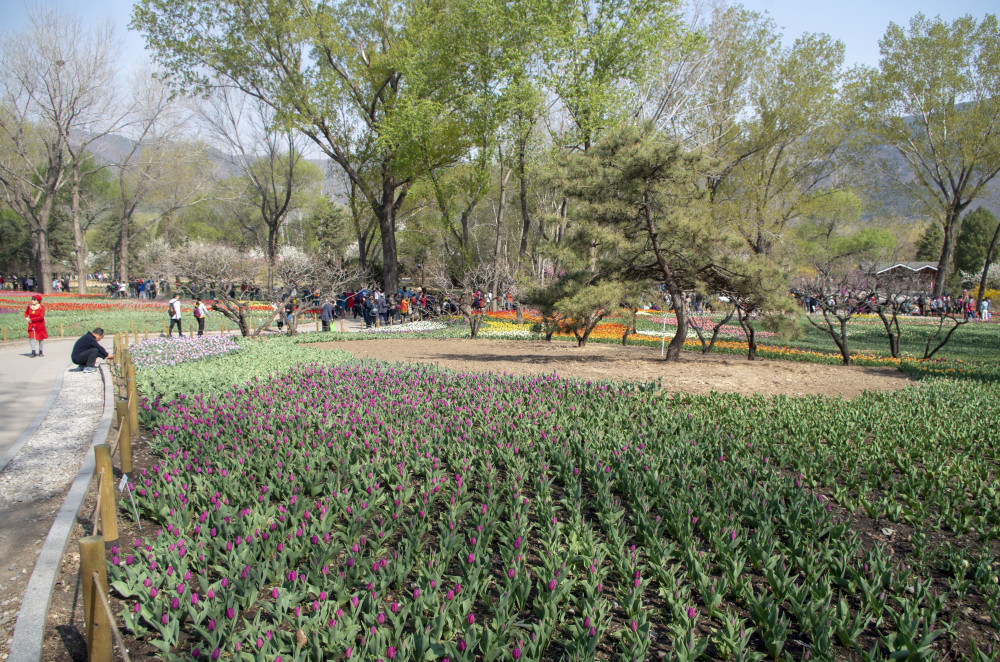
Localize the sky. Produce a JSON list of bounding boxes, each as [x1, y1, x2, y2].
[[0, 0, 996, 76]]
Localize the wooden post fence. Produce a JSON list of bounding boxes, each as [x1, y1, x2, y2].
[[80, 536, 111, 662], [115, 401, 133, 475], [93, 445, 118, 542]]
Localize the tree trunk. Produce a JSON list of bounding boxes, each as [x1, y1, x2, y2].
[[665, 287, 687, 361], [30, 224, 54, 295], [838, 320, 851, 365], [737, 307, 757, 360], [876, 308, 902, 358], [267, 226, 278, 290], [119, 214, 130, 283], [377, 179, 400, 295], [70, 172, 88, 294], [31, 196, 56, 294], [976, 220, 1000, 310], [491, 158, 512, 307], [517, 138, 530, 273], [933, 205, 967, 297]]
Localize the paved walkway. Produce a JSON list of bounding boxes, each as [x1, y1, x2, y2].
[[0, 337, 111, 463]]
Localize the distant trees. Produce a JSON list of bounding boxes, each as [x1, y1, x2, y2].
[[852, 13, 1000, 297], [197, 88, 322, 288], [0, 8, 119, 293]]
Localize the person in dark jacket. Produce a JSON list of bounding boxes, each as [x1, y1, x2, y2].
[[320, 299, 334, 332], [72, 328, 113, 373]]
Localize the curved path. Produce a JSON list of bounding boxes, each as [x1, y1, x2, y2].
[[0, 338, 111, 660]]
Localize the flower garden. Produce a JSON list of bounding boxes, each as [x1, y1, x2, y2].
[[89, 329, 1000, 662], [0, 292, 274, 340]]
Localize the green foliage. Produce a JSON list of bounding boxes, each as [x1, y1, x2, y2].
[[703, 10, 848, 259], [0, 208, 30, 272], [118, 337, 1000, 661], [544, 0, 686, 149], [795, 221, 897, 277], [137, 335, 352, 402], [915, 222, 943, 262], [954, 207, 999, 275]]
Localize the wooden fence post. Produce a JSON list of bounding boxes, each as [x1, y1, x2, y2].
[[127, 365, 137, 414], [128, 394, 138, 444], [94, 445, 118, 542], [116, 401, 133, 474], [80, 536, 112, 662]]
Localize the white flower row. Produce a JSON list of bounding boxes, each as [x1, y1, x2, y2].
[[364, 321, 447, 333]]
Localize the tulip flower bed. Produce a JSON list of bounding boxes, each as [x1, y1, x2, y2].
[[129, 336, 243, 370], [107, 352, 1000, 662], [133, 336, 353, 403], [295, 319, 469, 344]]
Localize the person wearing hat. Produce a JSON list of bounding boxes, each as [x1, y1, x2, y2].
[[24, 293, 47, 357]]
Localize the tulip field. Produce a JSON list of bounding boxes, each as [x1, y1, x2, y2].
[[99, 334, 1000, 662]]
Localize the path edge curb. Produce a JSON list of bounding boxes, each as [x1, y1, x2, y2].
[[8, 363, 115, 662], [0, 361, 70, 474]]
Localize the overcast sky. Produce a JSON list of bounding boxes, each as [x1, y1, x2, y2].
[[1, 0, 995, 77]]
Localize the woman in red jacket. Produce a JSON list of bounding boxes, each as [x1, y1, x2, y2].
[[25, 293, 48, 357]]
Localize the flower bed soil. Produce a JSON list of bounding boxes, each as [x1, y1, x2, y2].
[[313, 338, 914, 399]]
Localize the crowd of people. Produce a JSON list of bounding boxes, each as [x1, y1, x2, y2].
[[794, 290, 991, 321], [2, 274, 78, 292]]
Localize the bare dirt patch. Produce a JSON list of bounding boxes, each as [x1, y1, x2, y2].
[[312, 338, 914, 398]]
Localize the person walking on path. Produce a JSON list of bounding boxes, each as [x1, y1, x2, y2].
[[71, 327, 113, 373], [193, 298, 209, 336], [320, 299, 334, 332], [24, 294, 47, 357], [168, 295, 183, 336]]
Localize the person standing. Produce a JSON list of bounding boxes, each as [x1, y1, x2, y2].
[[24, 293, 47, 357], [320, 299, 334, 332], [193, 298, 209, 336], [377, 293, 388, 325], [168, 294, 183, 337]]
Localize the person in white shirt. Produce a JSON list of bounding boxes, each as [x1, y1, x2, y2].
[[982, 298, 990, 321], [193, 298, 209, 336], [168, 296, 183, 337]]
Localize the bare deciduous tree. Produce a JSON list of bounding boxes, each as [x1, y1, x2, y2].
[[165, 242, 264, 337], [0, 8, 118, 293], [112, 72, 209, 282], [794, 272, 871, 365], [197, 88, 319, 288], [432, 261, 511, 338]]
